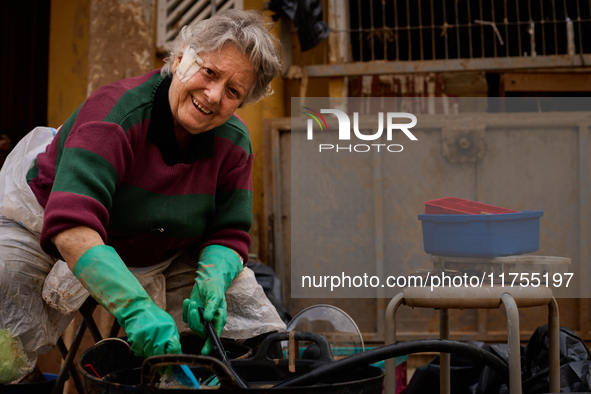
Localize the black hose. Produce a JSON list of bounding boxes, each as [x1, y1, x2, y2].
[[274, 339, 509, 388]]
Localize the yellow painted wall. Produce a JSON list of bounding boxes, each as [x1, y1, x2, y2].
[[48, 0, 90, 128], [237, 0, 285, 260]]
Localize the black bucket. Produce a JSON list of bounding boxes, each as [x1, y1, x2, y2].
[[0, 373, 65, 394], [77, 335, 252, 394], [78, 332, 385, 393]]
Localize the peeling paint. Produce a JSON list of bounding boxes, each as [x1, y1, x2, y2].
[[134, 49, 152, 72], [87, 0, 155, 94]]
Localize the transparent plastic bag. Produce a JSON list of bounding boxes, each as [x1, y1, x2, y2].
[[0, 216, 76, 380], [42, 260, 90, 315], [222, 267, 287, 339], [0, 126, 56, 235]]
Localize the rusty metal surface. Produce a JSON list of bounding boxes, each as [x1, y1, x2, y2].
[[441, 125, 487, 163], [503, 73, 591, 92], [304, 54, 591, 77]]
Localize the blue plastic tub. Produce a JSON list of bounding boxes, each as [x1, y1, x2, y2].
[[418, 211, 544, 257]]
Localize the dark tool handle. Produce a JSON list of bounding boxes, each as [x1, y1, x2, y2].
[[232, 331, 335, 371], [198, 307, 248, 388], [140, 354, 238, 388]]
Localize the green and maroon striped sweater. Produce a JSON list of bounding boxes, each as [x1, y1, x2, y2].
[[27, 70, 252, 267]]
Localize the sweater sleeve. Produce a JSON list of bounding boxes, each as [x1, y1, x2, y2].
[[199, 130, 254, 263], [39, 120, 134, 258]]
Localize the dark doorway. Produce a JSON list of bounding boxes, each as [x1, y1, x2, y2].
[[0, 0, 50, 164]]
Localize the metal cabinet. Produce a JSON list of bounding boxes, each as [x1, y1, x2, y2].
[[263, 110, 591, 343]]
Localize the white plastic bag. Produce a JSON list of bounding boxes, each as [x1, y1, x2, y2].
[[0, 126, 56, 235], [222, 267, 287, 339], [42, 260, 90, 315], [0, 215, 76, 380]]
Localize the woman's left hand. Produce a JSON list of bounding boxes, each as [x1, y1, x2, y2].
[[182, 245, 243, 355]]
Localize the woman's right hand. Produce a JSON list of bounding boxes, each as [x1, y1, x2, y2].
[[114, 297, 181, 357], [53, 228, 181, 357], [70, 243, 181, 357]]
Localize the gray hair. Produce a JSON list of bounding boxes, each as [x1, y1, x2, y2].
[[161, 9, 282, 105]]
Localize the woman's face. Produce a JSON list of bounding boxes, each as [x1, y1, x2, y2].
[[169, 44, 256, 136]]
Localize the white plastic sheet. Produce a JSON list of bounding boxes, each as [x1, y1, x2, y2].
[[0, 126, 56, 235], [222, 267, 287, 339], [0, 215, 75, 381], [42, 260, 90, 315]]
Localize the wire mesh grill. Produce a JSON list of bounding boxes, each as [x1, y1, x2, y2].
[[347, 0, 591, 62]]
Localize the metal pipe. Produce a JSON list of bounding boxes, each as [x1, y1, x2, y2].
[[548, 297, 560, 393], [384, 293, 405, 394], [501, 293, 522, 394], [440, 309, 451, 394]]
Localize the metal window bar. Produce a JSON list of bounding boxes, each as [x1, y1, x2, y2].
[[418, 0, 424, 60], [430, 0, 435, 60], [516, 0, 522, 56], [467, 0, 473, 58], [577, 0, 584, 54], [443, 0, 449, 59], [540, 0, 546, 55], [455, 0, 460, 59], [406, 0, 411, 60], [370, 0, 375, 61], [394, 0, 400, 60], [339, 0, 591, 65], [503, 0, 509, 56], [552, 0, 558, 54], [479, 0, 485, 57], [382, 0, 388, 61], [357, 0, 363, 61], [157, 0, 241, 49], [491, 0, 498, 57]]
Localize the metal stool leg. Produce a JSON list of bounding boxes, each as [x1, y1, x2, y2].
[[501, 293, 522, 394], [548, 297, 560, 393], [108, 318, 121, 338], [51, 320, 87, 394], [440, 308, 450, 394], [78, 301, 102, 343], [385, 293, 405, 394], [56, 337, 85, 394], [52, 298, 109, 394]]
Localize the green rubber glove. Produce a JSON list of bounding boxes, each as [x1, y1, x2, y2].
[[182, 245, 243, 355], [74, 245, 181, 358]]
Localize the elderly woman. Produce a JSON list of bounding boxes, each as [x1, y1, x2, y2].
[[0, 9, 282, 383]]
